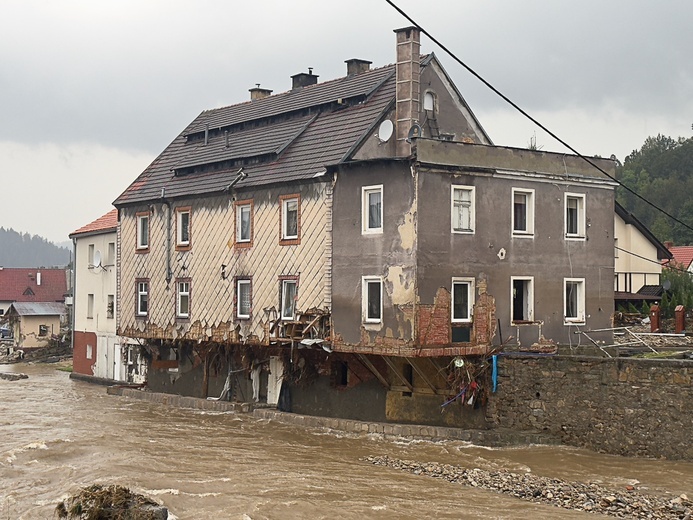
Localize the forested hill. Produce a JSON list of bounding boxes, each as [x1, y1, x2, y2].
[[617, 135, 693, 245], [0, 227, 70, 267]]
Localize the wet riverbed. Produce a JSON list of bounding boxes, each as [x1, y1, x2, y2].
[[1, 363, 691, 519]]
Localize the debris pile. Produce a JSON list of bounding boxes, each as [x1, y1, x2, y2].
[[55, 484, 168, 520], [365, 456, 692, 519]]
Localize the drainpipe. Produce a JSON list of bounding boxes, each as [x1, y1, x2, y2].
[[161, 188, 173, 284]]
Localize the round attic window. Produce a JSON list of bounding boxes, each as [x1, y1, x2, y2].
[[377, 120, 394, 142]]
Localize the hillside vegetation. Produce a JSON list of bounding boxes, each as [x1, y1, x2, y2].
[[0, 227, 70, 267], [617, 135, 693, 245]]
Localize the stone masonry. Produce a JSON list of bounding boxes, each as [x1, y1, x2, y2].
[[487, 355, 693, 460]]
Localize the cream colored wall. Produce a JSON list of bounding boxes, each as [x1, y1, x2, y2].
[[74, 231, 117, 334], [118, 182, 331, 343], [614, 214, 662, 291], [18, 315, 60, 348]]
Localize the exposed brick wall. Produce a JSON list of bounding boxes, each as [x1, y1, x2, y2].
[[487, 355, 693, 460]]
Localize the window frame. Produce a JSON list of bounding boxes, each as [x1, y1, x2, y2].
[[510, 276, 534, 324], [136, 212, 150, 252], [176, 279, 190, 319], [88, 244, 95, 266], [451, 185, 476, 234], [564, 193, 586, 240], [361, 185, 384, 235], [511, 188, 535, 237], [451, 277, 475, 323], [107, 294, 114, 319], [362, 276, 383, 324], [87, 293, 94, 319], [136, 279, 149, 318], [236, 278, 252, 319], [564, 277, 586, 324], [107, 242, 115, 265], [175, 206, 191, 251], [280, 278, 298, 320], [279, 194, 301, 245], [235, 199, 254, 247]]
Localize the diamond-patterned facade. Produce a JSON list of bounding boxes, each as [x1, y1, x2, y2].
[[118, 182, 331, 344]]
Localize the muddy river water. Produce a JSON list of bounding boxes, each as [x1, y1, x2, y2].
[[1, 363, 692, 519]]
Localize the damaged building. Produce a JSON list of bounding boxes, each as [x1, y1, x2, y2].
[[113, 27, 617, 427]]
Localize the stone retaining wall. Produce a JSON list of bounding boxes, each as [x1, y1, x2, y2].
[[487, 355, 693, 460], [253, 409, 558, 447], [106, 387, 251, 413]]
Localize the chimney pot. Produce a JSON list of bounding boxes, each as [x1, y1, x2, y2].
[[291, 70, 319, 89], [345, 58, 372, 75]]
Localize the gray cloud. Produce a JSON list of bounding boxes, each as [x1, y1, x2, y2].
[[0, 0, 691, 241]]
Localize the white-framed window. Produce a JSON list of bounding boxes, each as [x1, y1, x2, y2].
[[423, 91, 436, 112], [87, 293, 94, 319], [136, 213, 149, 250], [86, 344, 93, 360], [565, 193, 586, 239], [136, 281, 149, 317], [237, 279, 251, 319], [512, 188, 535, 236], [88, 244, 95, 266], [451, 185, 475, 234], [107, 242, 115, 265], [511, 276, 534, 323], [236, 202, 252, 243], [564, 278, 586, 324], [176, 207, 191, 247], [362, 185, 383, 234], [452, 277, 475, 323], [281, 279, 297, 320], [281, 196, 299, 241], [177, 280, 190, 318], [362, 276, 383, 323], [107, 294, 114, 319]]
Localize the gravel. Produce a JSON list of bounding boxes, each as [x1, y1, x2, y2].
[[365, 455, 692, 519]]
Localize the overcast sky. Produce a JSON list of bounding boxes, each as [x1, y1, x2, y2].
[[1, 0, 691, 244]]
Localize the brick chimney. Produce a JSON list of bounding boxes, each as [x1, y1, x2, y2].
[[291, 68, 319, 89], [345, 58, 372, 75], [394, 26, 420, 157], [249, 85, 273, 101]]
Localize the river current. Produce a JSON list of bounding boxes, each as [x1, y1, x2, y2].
[[1, 363, 692, 519]]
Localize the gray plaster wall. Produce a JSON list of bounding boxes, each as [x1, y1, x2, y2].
[[416, 166, 615, 346], [332, 161, 416, 345]]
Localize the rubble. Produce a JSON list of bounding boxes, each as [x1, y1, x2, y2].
[[365, 456, 692, 519], [55, 484, 168, 519], [0, 372, 28, 381]]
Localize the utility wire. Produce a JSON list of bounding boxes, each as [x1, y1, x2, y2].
[[384, 0, 693, 234]]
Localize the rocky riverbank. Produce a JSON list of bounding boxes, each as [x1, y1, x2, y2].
[[365, 456, 692, 519]]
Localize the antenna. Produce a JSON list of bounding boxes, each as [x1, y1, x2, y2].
[[93, 250, 102, 270], [377, 120, 394, 142]]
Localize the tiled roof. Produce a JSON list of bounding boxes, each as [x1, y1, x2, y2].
[[113, 63, 401, 206], [69, 209, 118, 237], [8, 302, 66, 316], [0, 268, 67, 303], [666, 246, 693, 269]]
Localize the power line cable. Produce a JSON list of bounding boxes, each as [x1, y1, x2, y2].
[[384, 0, 693, 234]]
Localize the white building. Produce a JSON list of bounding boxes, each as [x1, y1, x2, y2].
[[70, 210, 145, 383]]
